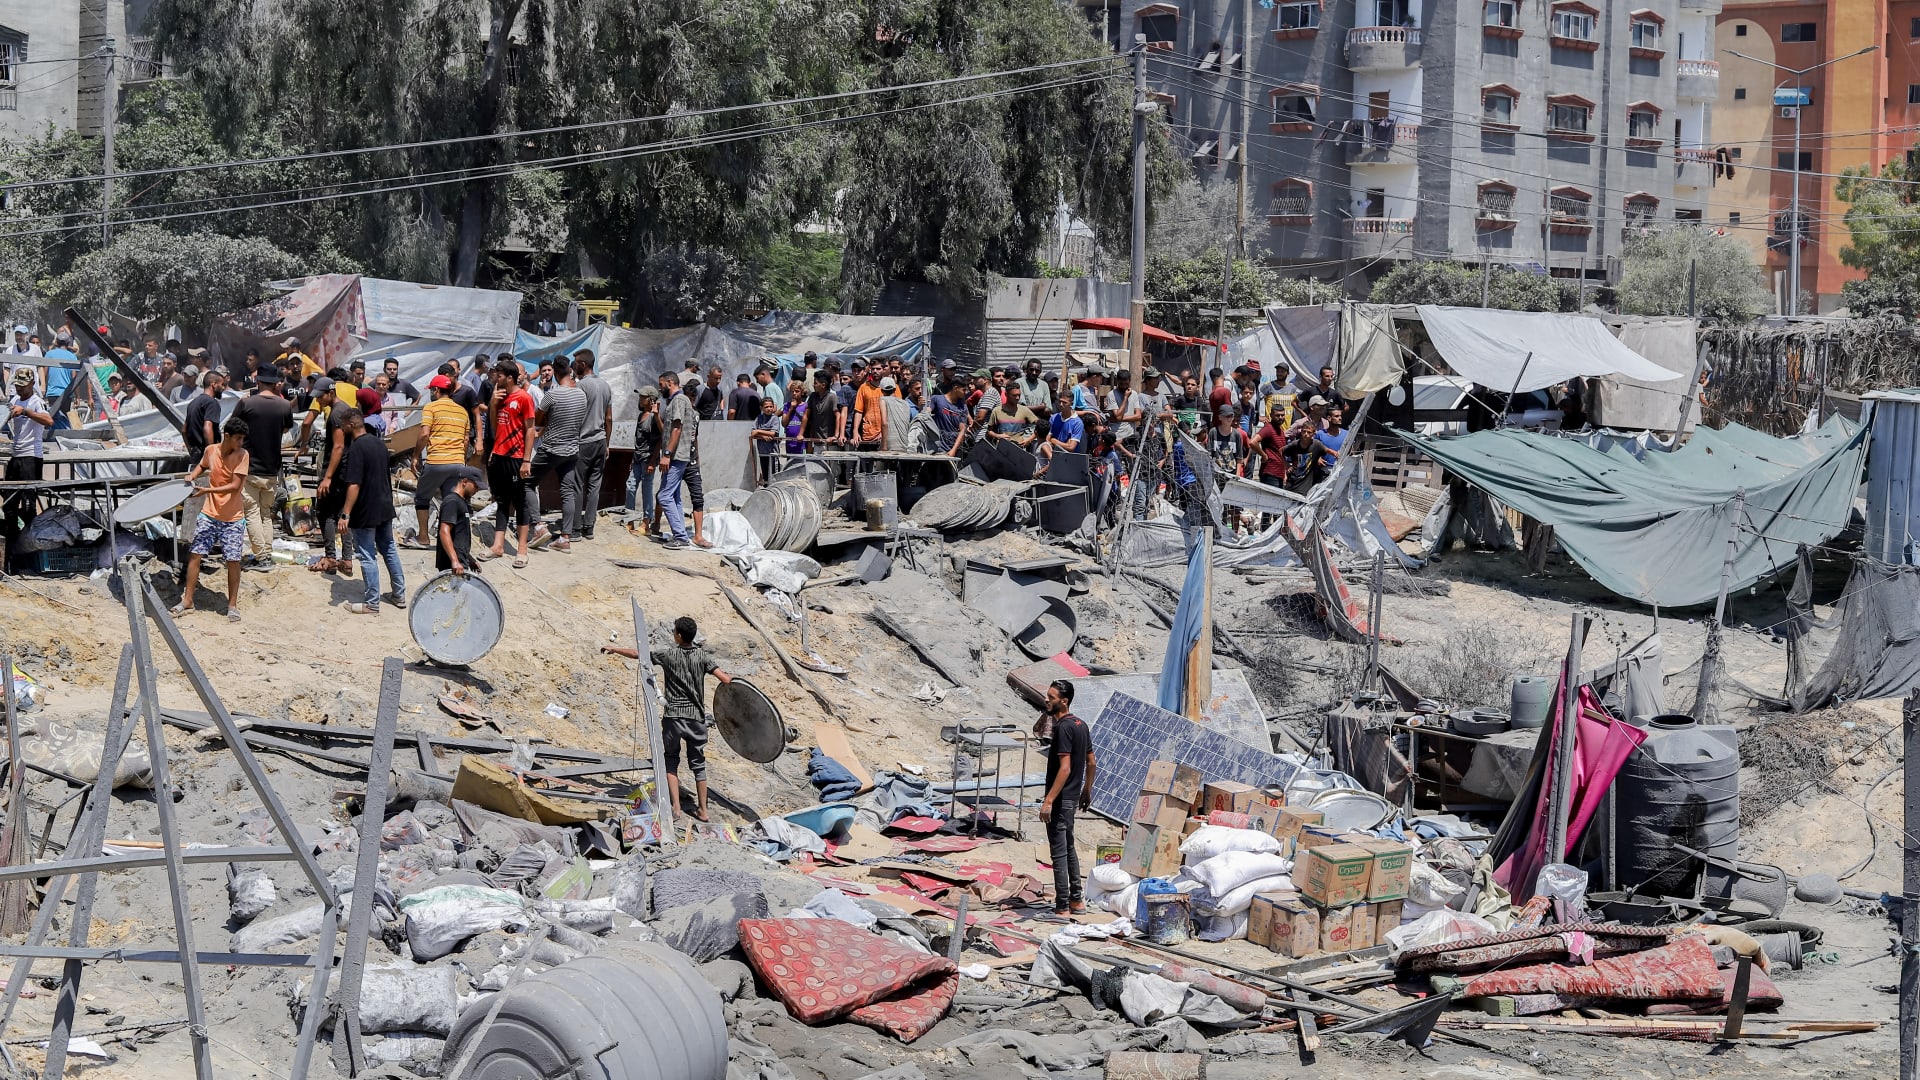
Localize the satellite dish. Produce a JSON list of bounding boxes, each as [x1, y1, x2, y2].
[[710, 679, 787, 763]]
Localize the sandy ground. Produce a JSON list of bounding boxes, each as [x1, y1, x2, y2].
[[0, 512, 1903, 1078]]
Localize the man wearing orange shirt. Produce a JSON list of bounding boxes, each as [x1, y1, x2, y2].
[[853, 367, 885, 450]]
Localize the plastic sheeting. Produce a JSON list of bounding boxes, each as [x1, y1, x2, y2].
[[1338, 303, 1404, 396], [1416, 305, 1683, 393], [1789, 559, 1920, 711], [1405, 416, 1867, 607], [1592, 317, 1700, 433]]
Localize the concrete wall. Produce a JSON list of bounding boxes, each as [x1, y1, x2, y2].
[[0, 0, 158, 146]]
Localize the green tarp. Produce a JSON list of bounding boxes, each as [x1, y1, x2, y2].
[[1404, 417, 1868, 607]]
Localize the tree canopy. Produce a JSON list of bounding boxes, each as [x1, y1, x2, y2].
[[1368, 261, 1571, 311], [1144, 252, 1274, 341], [1615, 226, 1769, 321], [133, 0, 1166, 326], [1835, 159, 1920, 319]]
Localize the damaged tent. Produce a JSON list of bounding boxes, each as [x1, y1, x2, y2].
[[1404, 416, 1868, 607]]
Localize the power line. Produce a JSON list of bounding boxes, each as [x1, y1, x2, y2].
[[0, 55, 1124, 196], [0, 69, 1125, 242]]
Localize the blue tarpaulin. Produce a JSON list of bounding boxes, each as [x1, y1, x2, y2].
[[1158, 540, 1211, 713]]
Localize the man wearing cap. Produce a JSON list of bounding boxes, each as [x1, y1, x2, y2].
[[276, 337, 320, 382], [410, 374, 473, 549], [7, 325, 40, 361], [3, 368, 52, 551], [934, 358, 960, 397], [753, 359, 784, 412], [1290, 394, 1331, 439], [296, 377, 355, 572], [436, 466, 486, 576], [232, 365, 295, 565]]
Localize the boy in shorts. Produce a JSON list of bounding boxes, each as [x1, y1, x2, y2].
[[175, 416, 251, 621]]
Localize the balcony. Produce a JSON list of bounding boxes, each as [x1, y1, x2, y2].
[[1476, 191, 1517, 230], [1348, 123, 1421, 164], [1346, 26, 1422, 71], [1678, 0, 1721, 13], [1349, 216, 1416, 258], [1267, 195, 1312, 226], [1677, 59, 1719, 101], [1549, 195, 1593, 233], [1674, 146, 1713, 189]]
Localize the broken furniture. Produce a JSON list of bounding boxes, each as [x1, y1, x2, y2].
[[944, 719, 1032, 839]]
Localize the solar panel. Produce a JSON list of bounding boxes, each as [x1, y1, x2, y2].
[[1087, 692, 1303, 822], [1070, 670, 1268, 748]]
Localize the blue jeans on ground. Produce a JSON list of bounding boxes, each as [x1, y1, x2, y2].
[[657, 460, 690, 540], [625, 457, 655, 513], [351, 523, 405, 606]]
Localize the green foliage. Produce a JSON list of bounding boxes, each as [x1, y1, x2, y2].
[[1148, 179, 1241, 263], [760, 234, 845, 311], [1270, 277, 1343, 306], [1368, 261, 1571, 311], [1835, 160, 1920, 318], [1616, 226, 1768, 321], [1144, 251, 1274, 340], [50, 225, 303, 324]]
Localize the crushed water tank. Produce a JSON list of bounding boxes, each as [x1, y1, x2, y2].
[[1613, 714, 1740, 897]]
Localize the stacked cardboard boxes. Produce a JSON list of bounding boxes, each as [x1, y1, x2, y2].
[[1118, 761, 1202, 878], [1247, 835, 1412, 958]]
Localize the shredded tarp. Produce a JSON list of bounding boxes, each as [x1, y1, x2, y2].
[[1338, 302, 1405, 396], [1265, 304, 1337, 390], [1416, 305, 1683, 393], [209, 273, 367, 375], [1593, 317, 1700, 432], [1788, 559, 1920, 711], [1405, 416, 1867, 606]]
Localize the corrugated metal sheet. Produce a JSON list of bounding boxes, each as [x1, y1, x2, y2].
[[985, 320, 1073, 366], [1863, 390, 1920, 564]]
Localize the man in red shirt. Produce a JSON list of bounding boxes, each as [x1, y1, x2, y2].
[[1250, 402, 1290, 490], [483, 359, 540, 567]]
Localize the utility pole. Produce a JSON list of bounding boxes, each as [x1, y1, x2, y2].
[[1235, 0, 1251, 258], [99, 38, 116, 246], [1128, 40, 1149, 384], [1901, 689, 1918, 1080], [1727, 45, 1878, 317], [1481, 255, 1491, 308]]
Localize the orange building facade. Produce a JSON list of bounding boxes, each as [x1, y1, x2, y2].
[[1712, 1, 1913, 313]]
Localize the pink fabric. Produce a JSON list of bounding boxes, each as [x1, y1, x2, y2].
[[737, 918, 956, 1040], [1462, 936, 1722, 1000], [1496, 681, 1648, 900]]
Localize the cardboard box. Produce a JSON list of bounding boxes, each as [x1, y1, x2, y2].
[[1181, 816, 1207, 838], [1271, 807, 1324, 850], [1142, 760, 1204, 805], [1347, 902, 1376, 951], [1119, 822, 1183, 879], [1095, 842, 1125, 865], [1132, 792, 1191, 830], [1297, 843, 1377, 908], [1296, 826, 1345, 852], [1201, 781, 1260, 816], [1373, 899, 1403, 944], [1246, 892, 1287, 948], [1269, 897, 1320, 958], [1249, 801, 1285, 835], [1318, 902, 1354, 953], [1352, 839, 1412, 901], [1206, 810, 1251, 829]]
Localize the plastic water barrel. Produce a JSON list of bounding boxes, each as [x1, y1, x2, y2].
[[1612, 714, 1740, 897], [1509, 675, 1555, 729], [440, 945, 728, 1079]]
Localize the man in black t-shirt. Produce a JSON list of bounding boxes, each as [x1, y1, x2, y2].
[[338, 410, 406, 614], [1036, 679, 1096, 915], [437, 466, 483, 575], [800, 370, 838, 445], [725, 374, 761, 421], [230, 367, 295, 564]]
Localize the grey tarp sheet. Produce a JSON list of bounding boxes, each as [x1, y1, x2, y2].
[[1593, 317, 1699, 433], [1264, 304, 1337, 391], [1789, 559, 1920, 711], [1416, 305, 1683, 393], [1404, 416, 1868, 607]]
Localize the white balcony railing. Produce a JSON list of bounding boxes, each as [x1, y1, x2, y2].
[[1348, 26, 1421, 47], [1676, 59, 1719, 78]]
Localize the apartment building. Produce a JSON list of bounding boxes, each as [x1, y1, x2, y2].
[[0, 0, 162, 144], [1086, 0, 1719, 289], [1712, 3, 1898, 314]]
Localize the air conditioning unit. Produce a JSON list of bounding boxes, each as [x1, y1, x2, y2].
[[1779, 106, 1799, 119]]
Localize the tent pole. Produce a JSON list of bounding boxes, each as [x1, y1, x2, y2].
[[1499, 352, 1534, 429], [1694, 489, 1745, 725], [1545, 612, 1587, 866]]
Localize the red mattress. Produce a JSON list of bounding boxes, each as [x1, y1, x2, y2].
[[738, 917, 959, 1042]]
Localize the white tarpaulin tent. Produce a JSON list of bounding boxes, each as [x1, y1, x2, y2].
[[1416, 305, 1683, 393], [351, 279, 522, 397]]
